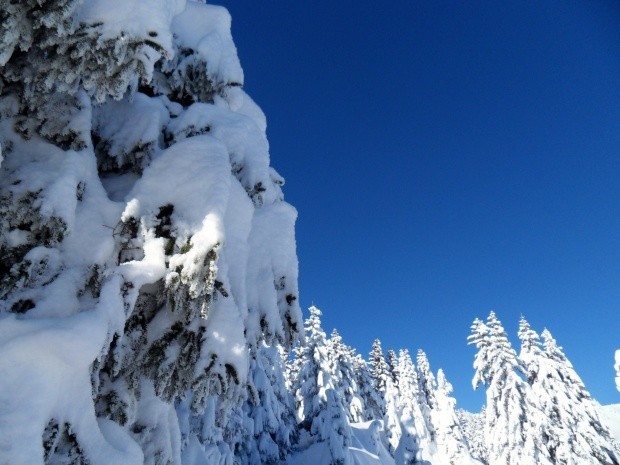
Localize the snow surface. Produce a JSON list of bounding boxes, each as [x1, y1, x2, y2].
[[600, 404, 620, 442], [76, 0, 185, 55], [289, 421, 395, 465], [172, 3, 244, 86]]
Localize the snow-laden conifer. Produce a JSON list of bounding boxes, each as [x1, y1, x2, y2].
[[416, 349, 438, 447], [457, 408, 488, 464], [393, 349, 425, 463], [432, 369, 480, 465], [416, 349, 437, 411], [0, 2, 302, 463], [233, 343, 298, 465], [329, 329, 366, 423], [369, 339, 401, 453], [516, 317, 556, 464], [537, 328, 619, 465], [290, 307, 352, 465], [351, 352, 384, 422], [387, 348, 400, 384], [469, 311, 541, 465]]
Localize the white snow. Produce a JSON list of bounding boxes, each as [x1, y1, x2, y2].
[[289, 421, 395, 465], [172, 2, 244, 86], [615, 350, 620, 392], [76, 0, 185, 56], [0, 2, 301, 463], [600, 403, 620, 442]]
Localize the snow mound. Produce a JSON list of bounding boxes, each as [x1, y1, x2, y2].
[[600, 404, 620, 442]]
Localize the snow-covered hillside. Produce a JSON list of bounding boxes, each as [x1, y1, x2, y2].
[[600, 404, 620, 444]]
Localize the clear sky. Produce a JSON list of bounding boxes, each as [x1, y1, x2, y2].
[[218, 0, 620, 411]]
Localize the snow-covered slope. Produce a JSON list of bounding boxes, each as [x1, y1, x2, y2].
[[600, 404, 620, 442], [289, 421, 395, 465]]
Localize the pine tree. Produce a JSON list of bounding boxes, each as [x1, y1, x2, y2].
[[516, 316, 556, 464], [457, 408, 488, 464], [290, 307, 352, 465], [416, 349, 437, 411], [416, 348, 438, 447], [329, 329, 366, 423], [351, 353, 384, 422], [233, 343, 298, 465], [387, 348, 400, 384], [469, 311, 544, 465], [369, 339, 402, 453], [0, 3, 302, 464], [537, 328, 619, 465], [394, 349, 425, 463], [432, 369, 477, 465]]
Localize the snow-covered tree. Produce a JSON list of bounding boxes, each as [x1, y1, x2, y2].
[[516, 316, 557, 464], [432, 369, 479, 465], [394, 349, 424, 463], [415, 348, 438, 448], [233, 343, 298, 465], [350, 352, 384, 422], [0, 3, 302, 464], [517, 316, 619, 465], [329, 329, 366, 423], [469, 312, 546, 465], [387, 348, 400, 384], [369, 339, 401, 453], [416, 349, 437, 411], [536, 328, 619, 465], [457, 408, 488, 464], [291, 307, 352, 465]]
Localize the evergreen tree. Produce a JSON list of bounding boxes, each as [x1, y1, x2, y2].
[[329, 329, 365, 423], [537, 328, 619, 465], [351, 353, 384, 422], [457, 408, 488, 464], [369, 339, 390, 400], [394, 349, 425, 463], [416, 349, 437, 411], [469, 311, 545, 465], [415, 349, 437, 446], [432, 369, 478, 465], [0, 3, 302, 463], [387, 348, 400, 384], [517, 317, 556, 464], [368, 339, 401, 453], [233, 343, 298, 465], [291, 307, 352, 465]]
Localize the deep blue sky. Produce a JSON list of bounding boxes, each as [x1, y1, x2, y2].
[[218, 0, 620, 411]]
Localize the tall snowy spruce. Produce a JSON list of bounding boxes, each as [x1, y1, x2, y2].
[[369, 339, 402, 453], [0, 2, 302, 465], [290, 306, 353, 465], [457, 408, 487, 464], [469, 312, 548, 465], [432, 369, 479, 465], [538, 327, 618, 465], [392, 349, 423, 464]]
